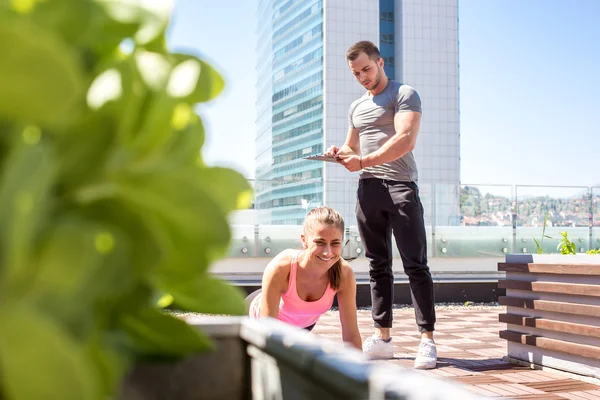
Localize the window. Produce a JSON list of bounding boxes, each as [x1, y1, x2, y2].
[[381, 34, 394, 44], [381, 11, 394, 22]]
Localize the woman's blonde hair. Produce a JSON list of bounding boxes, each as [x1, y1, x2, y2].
[[303, 206, 345, 289]]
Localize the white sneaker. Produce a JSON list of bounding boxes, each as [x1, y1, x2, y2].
[[414, 339, 437, 369], [362, 334, 394, 360]]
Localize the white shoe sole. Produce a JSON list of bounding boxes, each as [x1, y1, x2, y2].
[[414, 361, 437, 369], [364, 352, 394, 360]]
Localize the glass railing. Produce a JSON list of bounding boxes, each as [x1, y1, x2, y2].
[[515, 185, 592, 254], [593, 186, 600, 250], [228, 180, 599, 259]]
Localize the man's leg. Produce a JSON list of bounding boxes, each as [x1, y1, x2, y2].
[[356, 179, 394, 334], [387, 182, 435, 334], [387, 181, 437, 368]]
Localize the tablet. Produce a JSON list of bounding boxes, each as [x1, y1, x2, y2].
[[302, 155, 341, 163]]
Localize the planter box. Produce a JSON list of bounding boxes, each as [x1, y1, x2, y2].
[[120, 316, 486, 400], [498, 254, 600, 379]]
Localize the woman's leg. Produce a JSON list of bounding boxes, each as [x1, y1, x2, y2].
[[245, 289, 262, 312]]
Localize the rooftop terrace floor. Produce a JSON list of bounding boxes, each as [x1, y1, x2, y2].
[[312, 306, 600, 399]]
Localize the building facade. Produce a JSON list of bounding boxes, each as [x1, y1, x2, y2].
[[255, 0, 460, 226]]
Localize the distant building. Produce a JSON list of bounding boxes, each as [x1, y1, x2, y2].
[[255, 0, 460, 225]]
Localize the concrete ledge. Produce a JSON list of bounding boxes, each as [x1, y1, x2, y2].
[[240, 317, 487, 399]]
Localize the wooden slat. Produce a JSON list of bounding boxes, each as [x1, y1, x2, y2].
[[502, 395, 563, 400], [499, 330, 600, 359], [498, 279, 600, 297], [499, 296, 600, 317], [498, 263, 600, 275], [499, 313, 600, 338], [452, 375, 505, 384], [523, 379, 600, 393]]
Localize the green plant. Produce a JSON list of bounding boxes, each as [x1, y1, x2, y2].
[[0, 1, 250, 399], [557, 231, 577, 255], [587, 248, 600, 255], [532, 211, 552, 254]]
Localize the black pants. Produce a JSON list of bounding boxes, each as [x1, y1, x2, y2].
[[356, 179, 435, 333]]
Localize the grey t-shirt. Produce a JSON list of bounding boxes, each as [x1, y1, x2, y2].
[[348, 80, 421, 182]]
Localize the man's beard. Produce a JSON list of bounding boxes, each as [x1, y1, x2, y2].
[[365, 68, 382, 90]]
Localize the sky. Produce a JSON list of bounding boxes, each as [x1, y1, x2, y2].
[[166, 0, 600, 187]]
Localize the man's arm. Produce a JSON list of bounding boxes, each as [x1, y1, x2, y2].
[[340, 127, 360, 155], [324, 126, 360, 157], [324, 102, 361, 158], [361, 111, 421, 168]]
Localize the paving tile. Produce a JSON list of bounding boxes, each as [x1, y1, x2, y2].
[[522, 380, 600, 393], [311, 307, 600, 399], [568, 391, 600, 400]]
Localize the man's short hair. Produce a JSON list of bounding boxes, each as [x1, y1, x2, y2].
[[346, 41, 381, 62]]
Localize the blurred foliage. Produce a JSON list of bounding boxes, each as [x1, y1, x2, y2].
[[0, 0, 251, 398]]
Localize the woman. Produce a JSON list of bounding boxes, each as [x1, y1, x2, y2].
[[248, 206, 362, 350]]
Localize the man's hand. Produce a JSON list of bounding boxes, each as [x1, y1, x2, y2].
[[338, 154, 362, 172], [324, 145, 340, 158]]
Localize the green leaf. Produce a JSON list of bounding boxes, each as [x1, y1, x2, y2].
[[198, 167, 253, 212], [150, 167, 249, 270], [21, 0, 93, 46], [118, 307, 211, 356], [171, 54, 225, 103], [0, 13, 83, 124], [0, 304, 98, 400], [533, 237, 542, 254], [83, 57, 148, 149], [53, 112, 117, 189], [163, 113, 205, 165], [155, 293, 174, 309], [84, 334, 131, 397], [157, 274, 246, 316], [113, 169, 232, 263], [94, 0, 174, 46], [130, 91, 178, 158], [0, 135, 55, 296], [29, 214, 136, 332], [78, 200, 161, 278]]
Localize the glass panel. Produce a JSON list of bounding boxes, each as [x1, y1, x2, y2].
[[345, 225, 363, 261], [593, 187, 600, 251], [515, 186, 591, 254], [434, 183, 461, 227], [258, 225, 303, 257], [227, 180, 600, 260], [421, 183, 434, 259], [227, 179, 257, 258], [435, 184, 513, 257], [229, 223, 256, 258]]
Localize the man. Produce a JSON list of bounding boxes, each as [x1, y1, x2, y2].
[[325, 41, 437, 369]]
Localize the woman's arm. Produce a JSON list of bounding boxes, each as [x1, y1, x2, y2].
[[336, 262, 363, 350], [259, 250, 293, 319]]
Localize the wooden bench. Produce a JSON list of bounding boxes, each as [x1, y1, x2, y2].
[[498, 259, 600, 379]]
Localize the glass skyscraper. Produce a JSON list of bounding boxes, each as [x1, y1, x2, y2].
[[255, 0, 325, 224], [256, 0, 460, 226]]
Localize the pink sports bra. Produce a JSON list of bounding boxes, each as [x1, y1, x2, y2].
[[249, 251, 337, 328]]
